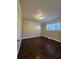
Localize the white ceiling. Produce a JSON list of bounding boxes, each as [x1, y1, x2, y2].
[[21, 0, 61, 23]]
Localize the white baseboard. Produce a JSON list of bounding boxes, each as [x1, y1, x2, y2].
[[42, 35, 61, 42], [17, 40, 22, 54], [21, 36, 41, 39], [21, 35, 61, 42]]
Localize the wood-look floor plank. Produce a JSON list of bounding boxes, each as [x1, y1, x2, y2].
[[18, 36, 61, 59]]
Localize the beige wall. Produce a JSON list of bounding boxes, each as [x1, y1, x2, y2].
[[17, 1, 61, 41], [22, 20, 41, 38], [41, 21, 61, 42], [22, 20, 61, 42], [17, 0, 23, 40]]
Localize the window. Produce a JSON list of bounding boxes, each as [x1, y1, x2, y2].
[[46, 23, 61, 31]]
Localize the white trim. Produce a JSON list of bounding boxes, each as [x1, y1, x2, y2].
[[17, 40, 22, 54], [42, 35, 61, 42], [21, 36, 41, 39]]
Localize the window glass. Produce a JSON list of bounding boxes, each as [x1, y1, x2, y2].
[[46, 23, 61, 31]]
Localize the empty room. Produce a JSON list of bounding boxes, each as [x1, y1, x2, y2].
[[17, 0, 61, 59]]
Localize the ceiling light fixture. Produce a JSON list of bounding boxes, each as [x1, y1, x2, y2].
[[35, 14, 45, 20], [39, 16, 44, 20]]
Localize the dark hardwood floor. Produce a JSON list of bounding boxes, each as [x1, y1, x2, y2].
[[18, 36, 61, 59]]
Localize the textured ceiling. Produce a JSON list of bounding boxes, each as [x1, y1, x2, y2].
[[21, 0, 61, 23]]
